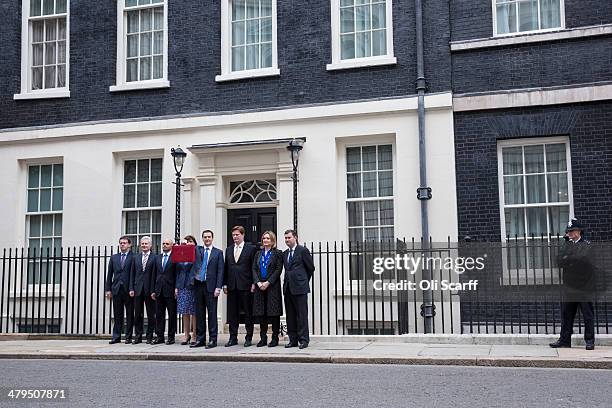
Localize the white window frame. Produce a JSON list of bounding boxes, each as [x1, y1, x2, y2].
[[492, 0, 565, 37], [15, 0, 70, 100], [327, 0, 396, 71], [497, 136, 573, 284], [216, 0, 280, 82], [110, 0, 170, 92]]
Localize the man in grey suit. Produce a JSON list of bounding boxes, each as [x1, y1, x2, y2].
[[190, 230, 224, 348], [105, 236, 135, 344], [282, 229, 315, 349]]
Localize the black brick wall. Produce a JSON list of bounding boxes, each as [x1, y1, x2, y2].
[[454, 101, 612, 242], [0, 1, 451, 130]]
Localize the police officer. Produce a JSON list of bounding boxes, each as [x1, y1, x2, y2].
[[549, 218, 596, 350]]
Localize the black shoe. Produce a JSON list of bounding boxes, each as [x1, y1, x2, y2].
[[205, 341, 217, 349], [152, 337, 165, 345], [109, 338, 121, 345], [225, 338, 238, 347], [268, 337, 279, 347], [190, 341, 206, 348], [180, 335, 192, 346], [298, 342, 309, 349], [257, 337, 268, 347], [244, 339, 253, 347], [586, 342, 595, 350], [284, 342, 298, 348], [132, 337, 142, 344], [124, 338, 132, 344], [146, 337, 153, 345], [166, 338, 175, 345], [549, 340, 571, 348]]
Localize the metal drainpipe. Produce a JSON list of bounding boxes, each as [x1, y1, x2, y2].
[[415, 0, 434, 333]]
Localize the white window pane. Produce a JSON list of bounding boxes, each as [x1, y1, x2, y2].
[[54, 214, 62, 235], [30, 0, 42, 17], [45, 19, 57, 41], [56, 0, 67, 14], [32, 67, 43, 89], [45, 42, 56, 65], [44, 66, 56, 88], [52, 164, 63, 186], [355, 5, 370, 31], [362, 146, 376, 170], [57, 41, 66, 63], [503, 175, 524, 205], [124, 160, 136, 183], [378, 145, 392, 170], [56, 64, 66, 87], [372, 29, 386, 56], [57, 18, 66, 40], [232, 46, 245, 71], [526, 207, 547, 236], [347, 147, 361, 171], [347, 174, 361, 198], [32, 21, 44, 43], [540, 0, 561, 29], [126, 0, 138, 6], [140, 56, 152, 80], [356, 31, 370, 58], [381, 227, 394, 242], [261, 17, 272, 42], [518, 0, 538, 32], [340, 7, 354, 34], [139, 0, 152, 5], [340, 0, 354, 6], [41, 238, 53, 252], [52, 188, 63, 211], [378, 170, 393, 196], [232, 21, 245, 46], [124, 184, 136, 208], [127, 59, 138, 81], [139, 210, 151, 233], [125, 212, 138, 234], [349, 228, 363, 243], [380, 200, 394, 225], [348, 202, 363, 227], [137, 159, 149, 182], [246, 0, 259, 18], [547, 173, 568, 203], [372, 2, 386, 29], [127, 35, 139, 58], [150, 158, 162, 181], [233, 0, 246, 20], [496, 3, 517, 34], [261, 0, 272, 17], [152, 210, 162, 233], [524, 145, 544, 173], [246, 19, 259, 44], [33, 44, 44, 66], [137, 183, 149, 207], [154, 7, 164, 30], [150, 182, 162, 206], [355, 0, 369, 5], [42, 0, 54, 15], [245, 44, 259, 69], [548, 206, 569, 237], [28, 166, 40, 188], [341, 34, 355, 60], [153, 55, 163, 79], [40, 189, 52, 211], [364, 228, 379, 241], [29, 215, 41, 237], [545, 143, 566, 172], [28, 190, 39, 212], [502, 147, 523, 175], [140, 32, 152, 56], [127, 11, 139, 34], [261, 42, 272, 68], [363, 172, 377, 197], [525, 175, 545, 203], [153, 31, 163, 54], [41, 165, 52, 187], [364, 201, 378, 227], [42, 214, 54, 236]]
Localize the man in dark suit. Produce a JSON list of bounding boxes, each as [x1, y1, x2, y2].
[[223, 225, 257, 347], [283, 229, 315, 349], [131, 236, 157, 344], [190, 230, 224, 349], [105, 236, 135, 344], [152, 238, 177, 345]]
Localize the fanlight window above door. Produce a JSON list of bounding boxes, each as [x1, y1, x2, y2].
[[229, 179, 277, 203]]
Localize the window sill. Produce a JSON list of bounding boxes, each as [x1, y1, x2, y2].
[[109, 80, 170, 92], [326, 56, 397, 71], [14, 90, 70, 100], [215, 68, 280, 82]]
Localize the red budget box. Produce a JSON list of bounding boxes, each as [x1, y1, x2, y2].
[[171, 244, 195, 263]]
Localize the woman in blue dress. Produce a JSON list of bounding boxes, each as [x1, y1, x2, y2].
[[175, 235, 197, 345]]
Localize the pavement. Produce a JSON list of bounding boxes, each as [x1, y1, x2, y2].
[[0, 334, 611, 369]]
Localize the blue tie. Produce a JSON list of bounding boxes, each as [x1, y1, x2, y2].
[[199, 248, 209, 281], [162, 254, 168, 269]]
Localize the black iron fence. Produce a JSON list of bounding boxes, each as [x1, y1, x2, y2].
[[0, 239, 610, 336]]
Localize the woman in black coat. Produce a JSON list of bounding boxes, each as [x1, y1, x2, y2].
[[252, 231, 284, 347]]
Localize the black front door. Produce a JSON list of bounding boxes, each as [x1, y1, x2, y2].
[[227, 208, 277, 247]]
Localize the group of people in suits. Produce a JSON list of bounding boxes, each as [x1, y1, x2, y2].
[[104, 227, 315, 350], [105, 235, 178, 345]]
